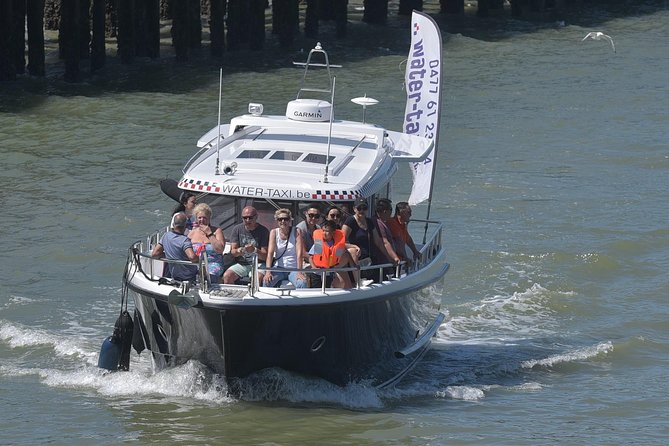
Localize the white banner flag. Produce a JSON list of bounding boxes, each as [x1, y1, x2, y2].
[[403, 11, 443, 206]]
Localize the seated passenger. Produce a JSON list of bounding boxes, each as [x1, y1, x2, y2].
[[297, 203, 322, 254], [188, 203, 226, 283], [373, 198, 401, 265], [325, 205, 344, 229], [263, 209, 307, 288], [151, 212, 199, 282], [223, 206, 269, 285], [342, 197, 390, 268], [171, 192, 197, 231], [386, 201, 420, 262], [309, 220, 359, 289]]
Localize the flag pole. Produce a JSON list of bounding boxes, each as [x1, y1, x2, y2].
[[401, 11, 443, 243], [423, 43, 442, 243]]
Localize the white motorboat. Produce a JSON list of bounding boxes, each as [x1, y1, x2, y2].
[[104, 14, 448, 390]]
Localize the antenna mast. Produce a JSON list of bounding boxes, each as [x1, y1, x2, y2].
[[215, 68, 223, 175]]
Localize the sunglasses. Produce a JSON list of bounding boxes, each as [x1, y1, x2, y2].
[[307, 213, 320, 218], [277, 217, 290, 222], [242, 215, 257, 220], [329, 213, 341, 218]]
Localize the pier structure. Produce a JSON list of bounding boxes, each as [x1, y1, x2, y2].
[[1, 0, 573, 82]]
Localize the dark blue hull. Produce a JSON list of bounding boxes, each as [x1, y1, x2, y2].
[[129, 275, 445, 387]]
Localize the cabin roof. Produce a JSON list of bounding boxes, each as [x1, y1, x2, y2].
[[180, 114, 390, 200]]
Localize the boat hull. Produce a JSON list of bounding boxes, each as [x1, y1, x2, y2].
[[129, 272, 445, 387]]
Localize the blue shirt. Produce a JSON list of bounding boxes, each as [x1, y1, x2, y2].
[[160, 231, 198, 281]]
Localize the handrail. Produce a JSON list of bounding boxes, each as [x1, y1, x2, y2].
[[131, 241, 208, 291], [129, 219, 443, 297], [410, 219, 442, 271], [182, 125, 261, 174], [252, 261, 401, 296]]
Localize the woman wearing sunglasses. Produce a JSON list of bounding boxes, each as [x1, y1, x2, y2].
[[325, 205, 344, 229], [264, 209, 307, 288], [188, 203, 226, 283], [296, 203, 322, 254]]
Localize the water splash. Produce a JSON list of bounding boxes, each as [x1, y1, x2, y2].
[[2, 295, 35, 308], [232, 368, 383, 409], [0, 319, 96, 363], [521, 341, 613, 369], [436, 386, 486, 401], [439, 282, 568, 343]]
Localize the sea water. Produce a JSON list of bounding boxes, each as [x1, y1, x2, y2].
[[1, 3, 668, 445]]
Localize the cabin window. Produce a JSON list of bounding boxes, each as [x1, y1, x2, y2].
[[201, 195, 237, 232], [237, 149, 270, 159], [303, 153, 335, 164], [270, 151, 302, 161]]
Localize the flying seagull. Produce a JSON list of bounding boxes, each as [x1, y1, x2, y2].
[[582, 32, 616, 53]]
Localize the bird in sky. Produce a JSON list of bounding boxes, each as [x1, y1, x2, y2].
[[582, 32, 616, 53]]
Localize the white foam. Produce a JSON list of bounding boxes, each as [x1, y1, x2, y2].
[[46, 361, 233, 403], [4, 295, 35, 307], [436, 385, 485, 401], [0, 320, 97, 363], [2, 356, 385, 408], [437, 283, 571, 343], [1, 359, 233, 404], [521, 341, 613, 369], [0, 364, 39, 377], [511, 382, 545, 391], [233, 369, 383, 409]]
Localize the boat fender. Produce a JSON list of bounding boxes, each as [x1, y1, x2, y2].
[[97, 334, 122, 371], [116, 310, 134, 371]]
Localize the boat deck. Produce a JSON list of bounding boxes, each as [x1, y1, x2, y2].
[[125, 219, 445, 307]]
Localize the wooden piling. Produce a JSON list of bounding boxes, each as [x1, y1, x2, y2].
[[27, 0, 46, 76], [210, 0, 226, 57]]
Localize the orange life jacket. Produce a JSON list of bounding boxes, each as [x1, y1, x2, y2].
[[311, 229, 347, 268]]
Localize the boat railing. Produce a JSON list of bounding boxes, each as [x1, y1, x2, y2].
[[128, 219, 443, 297], [253, 261, 403, 296], [182, 125, 261, 174], [409, 218, 443, 272], [128, 228, 212, 293], [248, 219, 444, 296]]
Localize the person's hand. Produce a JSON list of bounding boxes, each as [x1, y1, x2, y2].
[[264, 272, 272, 284]]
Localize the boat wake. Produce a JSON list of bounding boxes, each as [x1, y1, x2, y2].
[[0, 319, 96, 363], [0, 280, 613, 409], [229, 369, 384, 409], [380, 281, 614, 404]]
